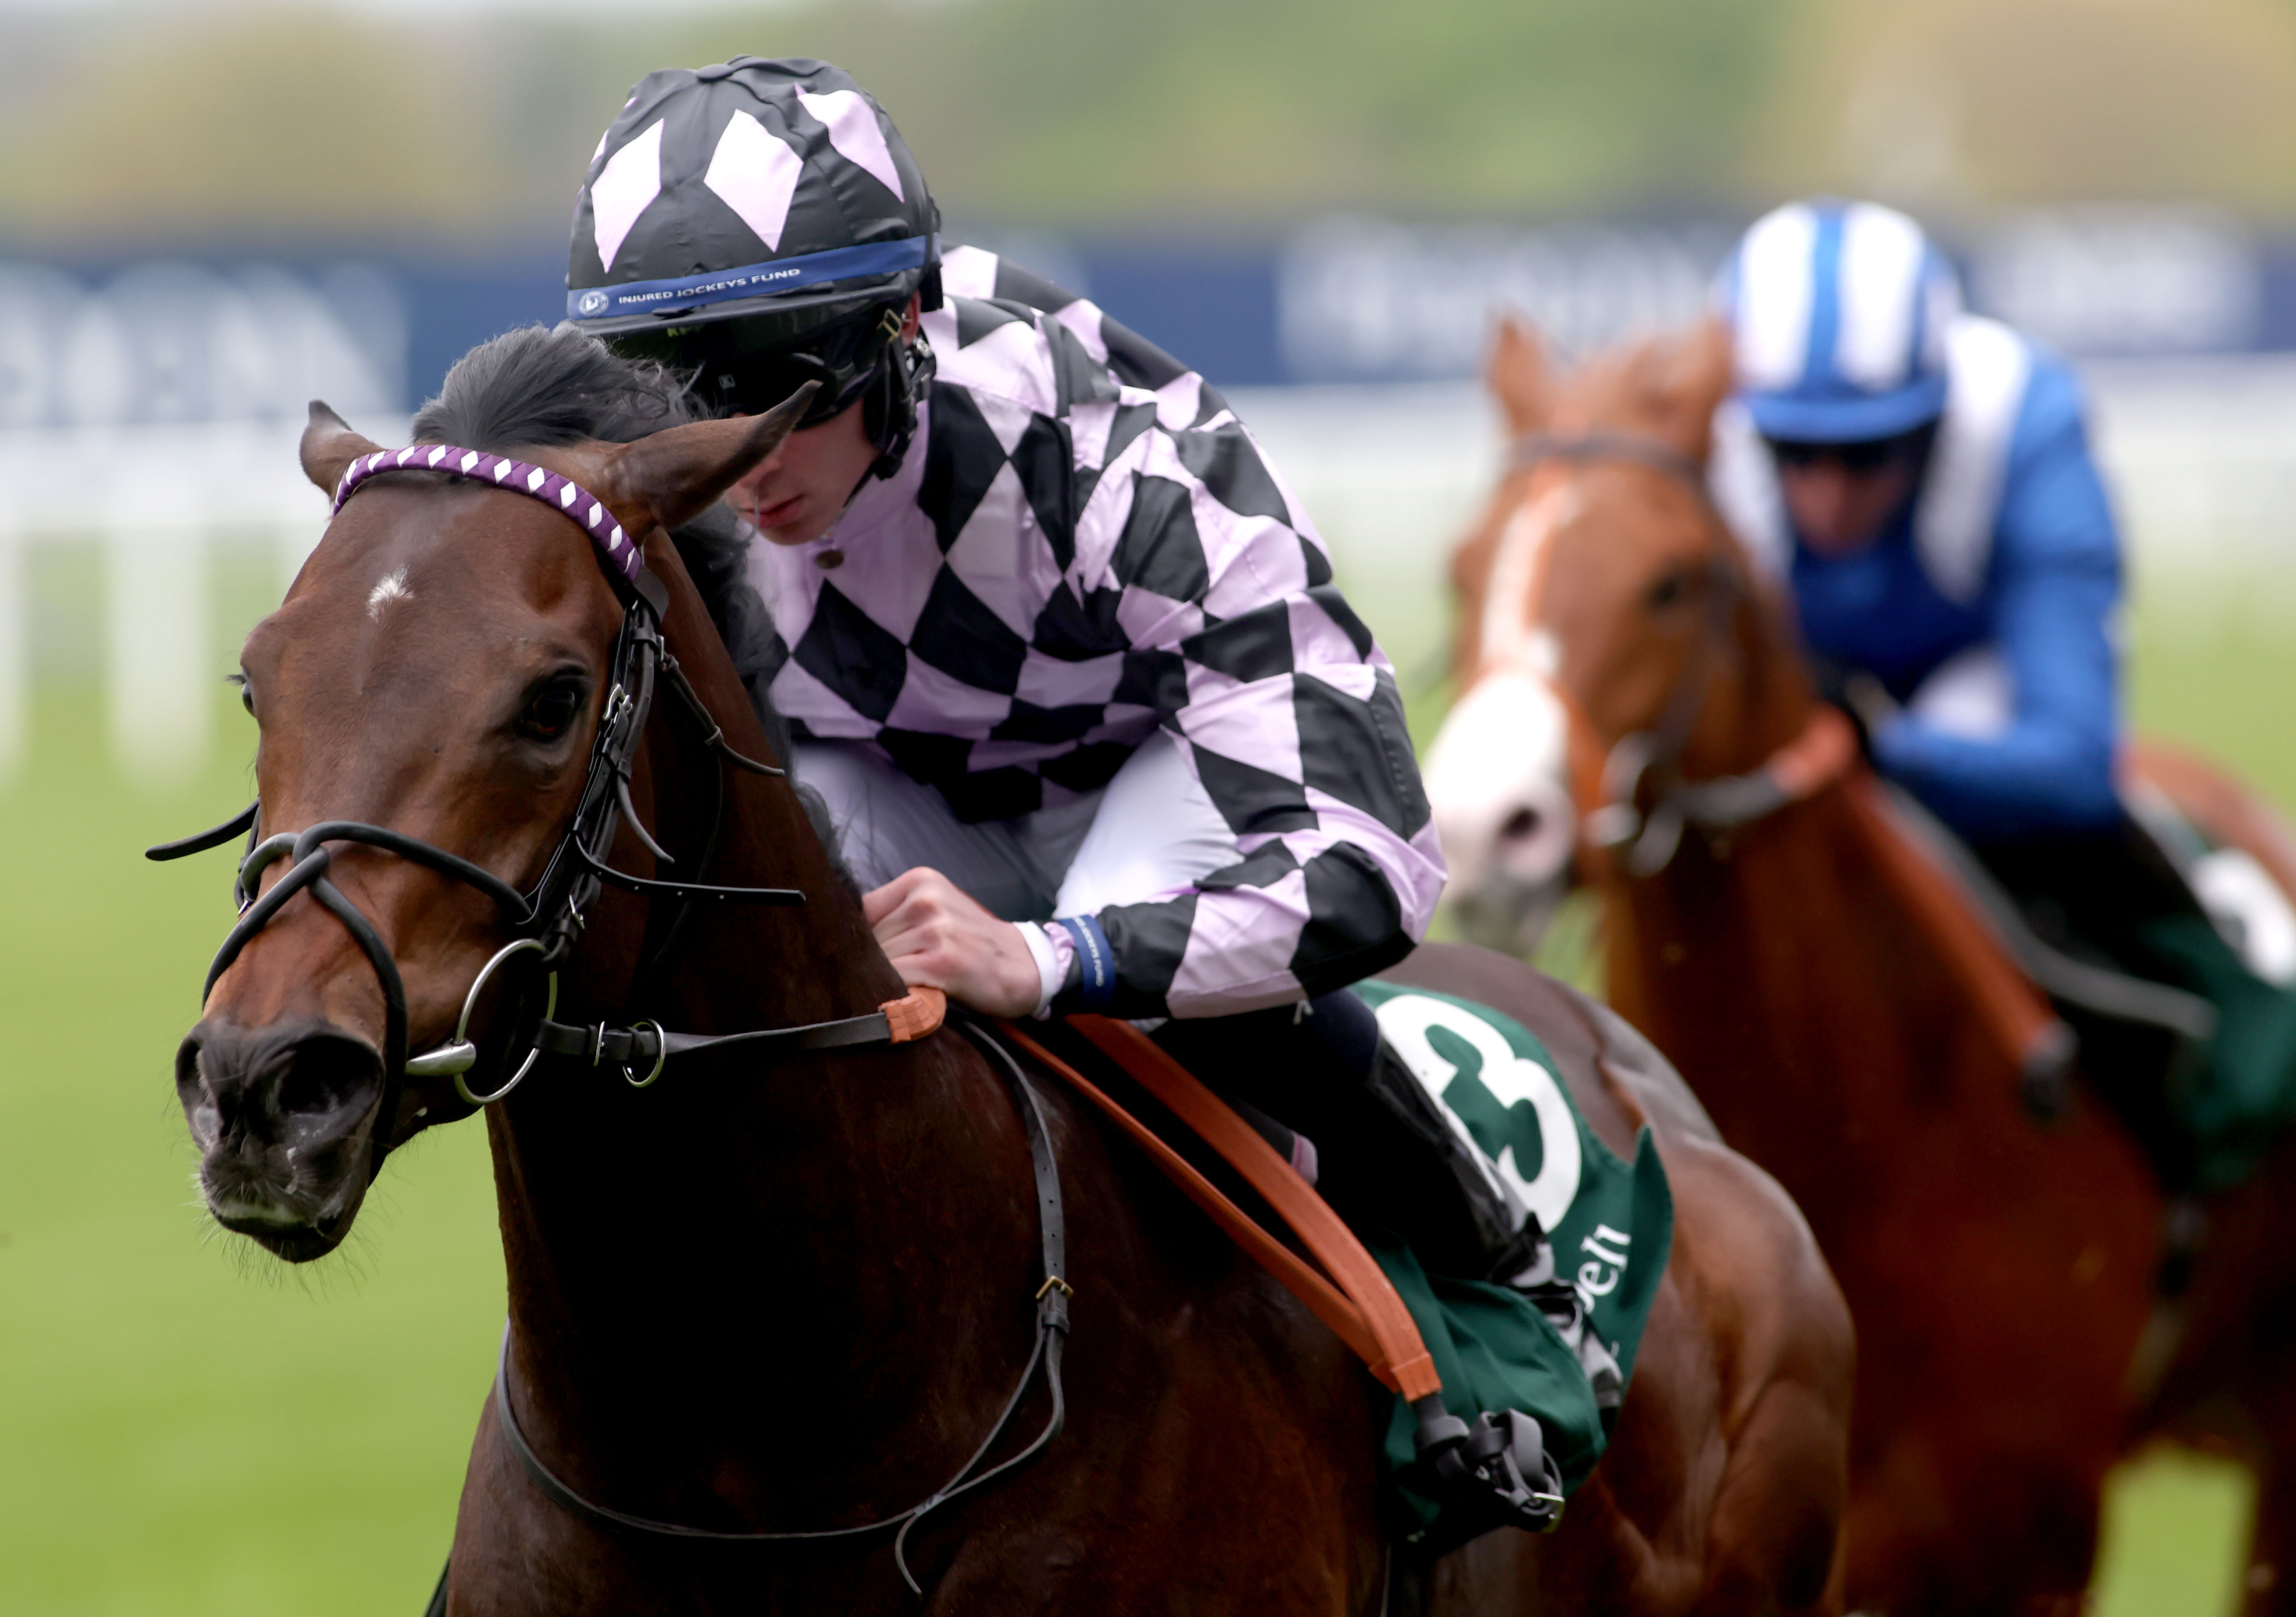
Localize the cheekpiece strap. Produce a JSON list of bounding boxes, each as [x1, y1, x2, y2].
[[332, 445, 644, 588]]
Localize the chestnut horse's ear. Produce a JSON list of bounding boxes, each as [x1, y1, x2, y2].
[[595, 382, 820, 538], [1644, 318, 1736, 463], [1485, 313, 1556, 438], [300, 401, 382, 495]]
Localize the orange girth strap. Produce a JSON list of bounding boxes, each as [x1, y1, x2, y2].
[[996, 1014, 1442, 1402]]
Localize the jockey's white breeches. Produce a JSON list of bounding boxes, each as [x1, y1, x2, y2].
[[792, 729, 1241, 924]]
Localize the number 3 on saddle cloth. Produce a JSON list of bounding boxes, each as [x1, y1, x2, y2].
[[1013, 984, 1673, 1555], [1351, 983, 1673, 1546]]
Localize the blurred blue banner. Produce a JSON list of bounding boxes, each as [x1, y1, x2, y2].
[[7, 210, 2295, 418]]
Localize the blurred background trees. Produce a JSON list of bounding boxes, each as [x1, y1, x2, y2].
[[3, 0, 2294, 249]]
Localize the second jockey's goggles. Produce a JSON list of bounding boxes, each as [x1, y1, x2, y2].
[[1764, 426, 1930, 474], [606, 292, 907, 428]]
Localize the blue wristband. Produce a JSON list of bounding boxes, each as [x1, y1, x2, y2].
[[1054, 915, 1116, 1012]]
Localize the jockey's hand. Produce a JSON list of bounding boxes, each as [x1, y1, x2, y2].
[[864, 867, 1043, 1018]]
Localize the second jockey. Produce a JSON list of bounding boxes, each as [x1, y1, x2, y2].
[[1712, 198, 2296, 1188]]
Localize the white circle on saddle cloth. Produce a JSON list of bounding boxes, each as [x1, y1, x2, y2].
[[1372, 994, 1583, 1238], [2194, 847, 2296, 987]]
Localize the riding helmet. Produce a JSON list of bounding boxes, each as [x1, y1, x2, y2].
[[1715, 199, 1963, 444], [566, 58, 941, 473]]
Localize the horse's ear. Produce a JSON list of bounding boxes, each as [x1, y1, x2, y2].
[[1486, 313, 1556, 437], [300, 402, 382, 495], [1645, 319, 1736, 462], [595, 382, 820, 536]]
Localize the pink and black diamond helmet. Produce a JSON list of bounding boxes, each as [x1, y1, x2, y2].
[[566, 58, 941, 465]]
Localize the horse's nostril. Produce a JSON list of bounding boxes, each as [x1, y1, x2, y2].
[[276, 1036, 385, 1119], [1501, 807, 1541, 843]]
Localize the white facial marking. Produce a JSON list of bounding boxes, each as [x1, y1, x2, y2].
[[1427, 668, 1575, 880], [366, 566, 412, 620], [1525, 628, 1560, 679], [1479, 484, 1576, 672], [1432, 477, 1589, 952]]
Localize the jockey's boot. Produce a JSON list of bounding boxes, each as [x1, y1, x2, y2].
[[1154, 988, 1525, 1273], [1980, 811, 2296, 1192], [1152, 990, 1622, 1427]]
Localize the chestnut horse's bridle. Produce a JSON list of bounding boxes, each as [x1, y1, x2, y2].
[[152, 439, 1074, 1593], [1505, 431, 1853, 878]]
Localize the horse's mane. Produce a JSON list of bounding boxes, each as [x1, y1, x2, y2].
[[413, 326, 844, 872]]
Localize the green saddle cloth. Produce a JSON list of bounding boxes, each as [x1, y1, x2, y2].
[[2128, 912, 2296, 1191], [1348, 981, 1674, 1536]]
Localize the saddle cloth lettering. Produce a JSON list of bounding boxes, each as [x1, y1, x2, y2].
[[1350, 981, 1674, 1528]]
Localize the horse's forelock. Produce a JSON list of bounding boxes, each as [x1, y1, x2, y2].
[[1556, 325, 1733, 461], [404, 326, 811, 833], [412, 325, 696, 453]]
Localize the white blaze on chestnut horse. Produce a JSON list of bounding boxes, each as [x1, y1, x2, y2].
[[1429, 314, 2296, 1614]]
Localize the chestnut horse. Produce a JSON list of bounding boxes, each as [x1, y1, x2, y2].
[[1428, 315, 2296, 1614], [164, 330, 1852, 1614]]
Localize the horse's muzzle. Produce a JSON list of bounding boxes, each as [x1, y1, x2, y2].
[[175, 1018, 387, 1261]]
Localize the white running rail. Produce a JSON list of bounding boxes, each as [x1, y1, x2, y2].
[[0, 369, 2291, 788]]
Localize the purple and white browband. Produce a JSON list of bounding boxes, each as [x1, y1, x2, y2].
[[332, 444, 643, 584]]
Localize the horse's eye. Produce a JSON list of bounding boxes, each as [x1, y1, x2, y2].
[[239, 682, 255, 717], [518, 679, 586, 742], [1646, 569, 1692, 610]]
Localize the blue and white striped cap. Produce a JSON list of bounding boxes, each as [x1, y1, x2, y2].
[[1718, 199, 1963, 443]]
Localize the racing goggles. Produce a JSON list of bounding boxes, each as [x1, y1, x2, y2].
[[616, 302, 906, 427], [1764, 430, 1927, 474]]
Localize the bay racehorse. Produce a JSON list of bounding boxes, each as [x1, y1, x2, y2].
[[164, 329, 1852, 1614], [1428, 314, 2296, 1614]]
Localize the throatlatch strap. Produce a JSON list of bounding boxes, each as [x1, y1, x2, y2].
[[996, 1016, 1442, 1402]]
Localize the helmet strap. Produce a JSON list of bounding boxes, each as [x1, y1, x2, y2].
[[863, 328, 936, 481]]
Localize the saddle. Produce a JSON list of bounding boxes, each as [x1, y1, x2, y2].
[[1001, 981, 1674, 1561], [1860, 777, 2296, 1196], [1000, 1013, 1565, 1552]]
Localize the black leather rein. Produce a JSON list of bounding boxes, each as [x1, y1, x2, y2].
[[492, 1018, 1070, 1596]]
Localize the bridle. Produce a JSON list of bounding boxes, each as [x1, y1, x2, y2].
[[1504, 432, 1856, 878], [151, 438, 1072, 1590], [149, 443, 826, 1166]]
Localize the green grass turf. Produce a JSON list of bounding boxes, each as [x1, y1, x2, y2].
[[0, 688, 502, 1616], [2088, 603, 2294, 1617], [0, 599, 2286, 1614]]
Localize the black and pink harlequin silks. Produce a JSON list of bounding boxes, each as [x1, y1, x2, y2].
[[331, 445, 642, 585]]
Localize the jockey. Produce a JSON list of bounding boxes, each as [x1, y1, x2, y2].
[[1710, 198, 2119, 844], [560, 58, 1613, 1347], [1711, 198, 2296, 1188]]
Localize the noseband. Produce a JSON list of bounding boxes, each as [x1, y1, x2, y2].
[[1506, 433, 1854, 876], [149, 444, 843, 1173]]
